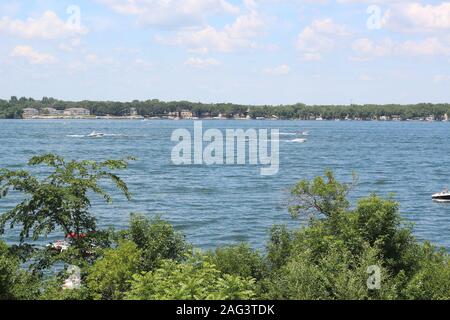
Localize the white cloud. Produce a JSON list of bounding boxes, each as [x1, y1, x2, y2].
[[185, 57, 221, 68], [262, 64, 290, 75], [58, 38, 82, 52], [296, 19, 350, 60], [359, 74, 374, 81], [352, 38, 394, 57], [336, 0, 408, 3], [303, 52, 322, 61], [433, 74, 450, 83], [382, 3, 450, 32], [352, 37, 450, 58], [11, 46, 56, 64], [135, 58, 153, 68], [85, 53, 115, 65], [0, 11, 88, 40], [158, 11, 265, 53], [99, 0, 240, 27]]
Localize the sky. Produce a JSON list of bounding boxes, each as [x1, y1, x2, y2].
[[0, 0, 450, 105]]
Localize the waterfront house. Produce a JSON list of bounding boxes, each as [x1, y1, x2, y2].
[[22, 108, 39, 119], [167, 111, 179, 119], [180, 110, 193, 119], [63, 108, 90, 117], [42, 107, 59, 115], [216, 113, 228, 119]]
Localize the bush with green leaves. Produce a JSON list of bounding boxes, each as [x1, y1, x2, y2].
[[208, 243, 267, 281], [122, 214, 190, 271], [263, 170, 450, 300], [86, 240, 142, 300], [266, 225, 293, 271], [401, 244, 450, 300], [0, 241, 40, 300], [1, 156, 450, 301], [125, 253, 256, 300]]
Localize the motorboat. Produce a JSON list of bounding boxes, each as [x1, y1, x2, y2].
[[88, 131, 105, 138], [432, 188, 450, 202], [47, 240, 70, 253]]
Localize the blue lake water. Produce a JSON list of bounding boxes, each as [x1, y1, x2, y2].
[[0, 119, 449, 250]]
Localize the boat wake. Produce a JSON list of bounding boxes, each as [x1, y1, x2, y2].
[[66, 131, 125, 138], [275, 132, 297, 136], [289, 138, 307, 143], [66, 134, 85, 138]]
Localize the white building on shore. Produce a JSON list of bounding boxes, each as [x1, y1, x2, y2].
[[63, 108, 91, 117], [22, 108, 39, 119], [42, 107, 60, 115]]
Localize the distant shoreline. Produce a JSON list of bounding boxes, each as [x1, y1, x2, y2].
[[13, 117, 450, 122], [3, 98, 450, 121]]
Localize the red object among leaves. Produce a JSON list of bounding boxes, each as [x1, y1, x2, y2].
[[66, 232, 87, 239]]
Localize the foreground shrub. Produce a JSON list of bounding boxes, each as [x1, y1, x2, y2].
[[1, 160, 450, 301], [266, 225, 293, 271], [123, 214, 190, 271], [402, 244, 450, 300], [39, 280, 91, 301], [208, 243, 267, 280], [0, 241, 40, 300], [86, 240, 141, 300], [125, 254, 257, 300], [265, 240, 397, 300]]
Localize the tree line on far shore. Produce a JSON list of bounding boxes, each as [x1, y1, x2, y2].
[[1, 96, 450, 120]]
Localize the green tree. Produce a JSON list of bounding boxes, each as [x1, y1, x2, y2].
[[120, 214, 190, 271], [289, 170, 355, 218], [126, 253, 256, 300], [0, 154, 134, 247], [208, 243, 267, 280], [86, 240, 142, 300], [264, 170, 450, 300], [0, 241, 40, 300]]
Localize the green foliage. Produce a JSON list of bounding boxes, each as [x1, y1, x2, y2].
[[0, 154, 134, 244], [39, 279, 91, 301], [0, 241, 40, 300], [266, 225, 293, 270], [122, 214, 190, 271], [354, 195, 419, 274], [126, 253, 256, 300], [265, 236, 399, 300], [31, 235, 106, 274], [289, 170, 355, 218], [86, 240, 142, 300], [402, 244, 450, 300], [1, 158, 449, 301], [208, 243, 267, 280], [264, 170, 450, 300], [2, 96, 450, 120]]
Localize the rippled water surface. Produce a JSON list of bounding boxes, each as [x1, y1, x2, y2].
[[1, 119, 449, 250]]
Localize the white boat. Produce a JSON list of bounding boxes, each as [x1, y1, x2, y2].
[[47, 240, 70, 252], [432, 188, 450, 202], [88, 131, 105, 138]]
